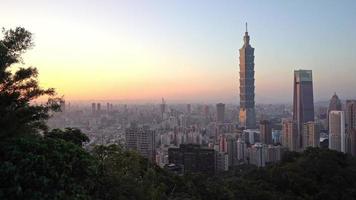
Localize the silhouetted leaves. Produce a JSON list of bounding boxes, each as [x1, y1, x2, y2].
[[45, 128, 89, 146], [0, 27, 61, 138]]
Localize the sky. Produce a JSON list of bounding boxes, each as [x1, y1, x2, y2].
[[1, 0, 356, 104]]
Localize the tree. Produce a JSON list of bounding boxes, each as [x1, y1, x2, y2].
[[45, 128, 89, 146], [0, 136, 97, 199], [92, 144, 178, 200], [0, 27, 61, 139]]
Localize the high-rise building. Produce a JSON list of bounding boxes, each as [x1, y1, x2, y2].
[[91, 103, 96, 114], [160, 98, 166, 120], [293, 70, 314, 150], [125, 124, 156, 162], [218, 134, 228, 153], [346, 100, 356, 155], [260, 120, 272, 144], [349, 129, 356, 156], [239, 23, 256, 129], [96, 103, 101, 112], [237, 138, 247, 163], [215, 152, 229, 172], [168, 144, 215, 174], [329, 111, 345, 152], [282, 119, 299, 151], [226, 136, 237, 167], [216, 103, 225, 123], [303, 121, 320, 149], [327, 93, 342, 129], [346, 100, 356, 130], [328, 93, 342, 113], [265, 145, 283, 164]]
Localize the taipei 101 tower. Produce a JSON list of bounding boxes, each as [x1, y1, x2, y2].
[[239, 23, 256, 129]]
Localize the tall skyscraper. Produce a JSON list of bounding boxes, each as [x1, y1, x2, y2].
[[329, 111, 345, 152], [160, 98, 166, 120], [293, 70, 315, 150], [260, 120, 272, 144], [216, 103, 225, 123], [239, 23, 256, 129]]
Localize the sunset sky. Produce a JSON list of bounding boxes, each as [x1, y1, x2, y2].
[[1, 0, 356, 103]]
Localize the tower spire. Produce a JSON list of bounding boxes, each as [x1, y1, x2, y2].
[[243, 23, 250, 45]]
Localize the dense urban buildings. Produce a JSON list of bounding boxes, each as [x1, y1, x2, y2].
[[239, 23, 256, 129], [293, 70, 315, 151]]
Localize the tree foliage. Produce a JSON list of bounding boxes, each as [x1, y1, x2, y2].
[[0, 136, 97, 200], [0, 27, 61, 138], [92, 144, 179, 200], [45, 128, 89, 146]]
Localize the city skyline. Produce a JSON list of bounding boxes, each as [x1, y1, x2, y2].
[[3, 1, 356, 199], [2, 0, 356, 103]]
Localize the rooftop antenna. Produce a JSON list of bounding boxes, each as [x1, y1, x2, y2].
[[245, 22, 248, 32]]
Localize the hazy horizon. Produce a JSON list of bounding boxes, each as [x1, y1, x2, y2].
[[2, 0, 356, 103]]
